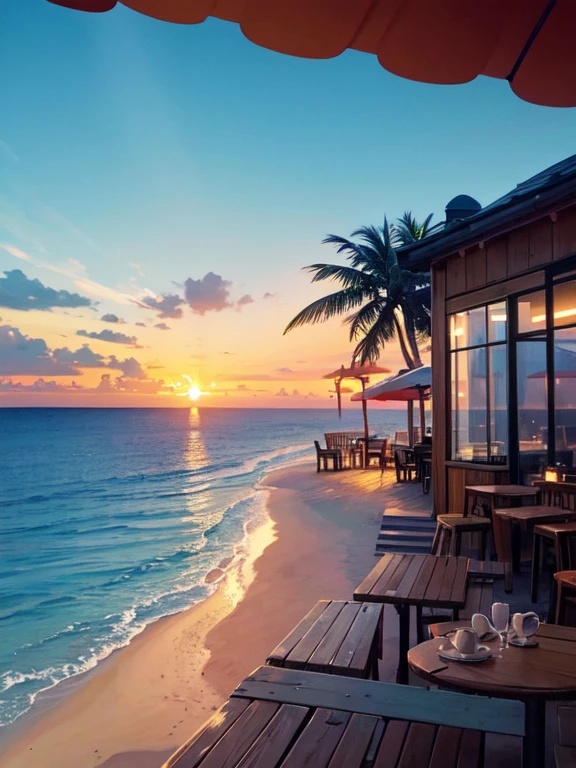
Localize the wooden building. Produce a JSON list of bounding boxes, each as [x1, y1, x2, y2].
[[399, 156, 576, 517]]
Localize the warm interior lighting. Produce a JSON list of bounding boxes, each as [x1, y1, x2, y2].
[[545, 467, 560, 482], [532, 307, 576, 324], [490, 314, 507, 321], [453, 328, 464, 337]]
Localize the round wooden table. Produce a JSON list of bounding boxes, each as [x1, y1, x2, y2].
[[408, 622, 576, 768]]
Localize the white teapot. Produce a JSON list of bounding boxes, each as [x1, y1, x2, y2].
[[509, 611, 540, 647]]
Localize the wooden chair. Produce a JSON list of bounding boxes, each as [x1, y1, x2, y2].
[[165, 666, 525, 768], [394, 429, 409, 445], [266, 600, 383, 680], [314, 440, 342, 472], [554, 571, 576, 625], [532, 520, 576, 603], [394, 447, 416, 482], [431, 514, 492, 558], [555, 705, 576, 768], [366, 438, 389, 473]]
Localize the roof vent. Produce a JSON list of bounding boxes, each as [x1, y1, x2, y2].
[[445, 194, 482, 223]]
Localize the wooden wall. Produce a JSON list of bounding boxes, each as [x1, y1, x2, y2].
[[430, 204, 576, 516]]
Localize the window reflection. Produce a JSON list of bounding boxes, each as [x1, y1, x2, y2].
[[451, 348, 487, 461], [554, 280, 576, 327], [518, 290, 546, 333], [517, 340, 548, 483], [555, 326, 576, 474], [450, 306, 486, 349]]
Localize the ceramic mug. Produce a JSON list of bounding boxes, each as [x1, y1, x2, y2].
[[511, 612, 540, 644], [453, 627, 479, 655]]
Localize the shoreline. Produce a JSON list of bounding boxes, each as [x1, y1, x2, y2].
[[0, 462, 386, 767]]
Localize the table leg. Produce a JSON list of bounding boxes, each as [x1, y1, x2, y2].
[[395, 604, 410, 685], [511, 521, 522, 574], [523, 698, 545, 768], [531, 533, 540, 603]]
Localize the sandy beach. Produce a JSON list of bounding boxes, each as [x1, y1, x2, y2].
[[0, 463, 389, 768]]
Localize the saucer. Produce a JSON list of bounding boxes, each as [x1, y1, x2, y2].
[[438, 644, 492, 663], [508, 637, 539, 648]]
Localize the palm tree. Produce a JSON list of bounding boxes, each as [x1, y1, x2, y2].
[[284, 213, 434, 370]]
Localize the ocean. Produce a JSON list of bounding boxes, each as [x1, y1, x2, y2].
[[0, 407, 407, 727]]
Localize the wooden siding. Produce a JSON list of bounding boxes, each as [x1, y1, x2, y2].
[[430, 205, 576, 515], [443, 205, 576, 300]]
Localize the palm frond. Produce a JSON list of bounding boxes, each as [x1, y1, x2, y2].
[[283, 287, 366, 334], [304, 263, 378, 291], [352, 305, 398, 365]]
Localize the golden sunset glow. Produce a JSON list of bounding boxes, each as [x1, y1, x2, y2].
[[187, 385, 202, 401]]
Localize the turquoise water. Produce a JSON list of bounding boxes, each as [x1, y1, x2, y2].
[[0, 407, 406, 727]]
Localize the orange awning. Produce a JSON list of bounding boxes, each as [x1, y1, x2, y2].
[[47, 0, 576, 107]]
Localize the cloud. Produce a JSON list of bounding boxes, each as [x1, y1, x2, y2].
[[138, 293, 185, 319], [52, 344, 106, 368], [107, 355, 147, 379], [216, 373, 271, 381], [154, 322, 170, 331], [263, 292, 276, 299], [236, 294, 254, 309], [275, 387, 289, 397], [128, 262, 145, 278], [135, 321, 146, 327], [277, 367, 293, 374], [147, 364, 164, 370], [0, 378, 80, 393], [1, 244, 32, 262], [77, 328, 139, 346], [184, 273, 233, 315], [275, 386, 318, 399], [0, 269, 92, 312], [0, 324, 80, 375], [101, 313, 126, 324]]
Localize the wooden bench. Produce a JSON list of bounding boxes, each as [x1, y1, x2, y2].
[[164, 666, 524, 768], [266, 600, 383, 679]]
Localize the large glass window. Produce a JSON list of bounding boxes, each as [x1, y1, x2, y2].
[[517, 339, 548, 482], [449, 303, 508, 463], [555, 325, 576, 476]]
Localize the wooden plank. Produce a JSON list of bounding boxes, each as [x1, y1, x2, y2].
[[423, 557, 450, 604], [431, 263, 447, 520], [557, 706, 576, 748], [236, 704, 308, 768], [479, 582, 494, 617], [327, 713, 380, 768], [382, 556, 414, 598], [199, 700, 280, 768], [307, 603, 361, 672], [407, 556, 437, 602], [332, 604, 382, 673], [529, 218, 554, 268], [485, 238, 508, 284], [461, 584, 482, 620], [465, 246, 487, 291], [507, 227, 530, 275], [281, 708, 350, 768], [368, 554, 406, 599], [373, 720, 410, 768], [397, 722, 437, 768], [287, 602, 345, 665], [555, 206, 576, 261], [555, 745, 576, 766], [428, 726, 462, 768], [393, 555, 427, 601], [456, 730, 483, 768], [355, 553, 395, 598], [445, 271, 544, 314], [437, 556, 459, 604], [445, 254, 466, 298], [449, 558, 470, 606], [235, 667, 525, 736], [267, 601, 329, 664], [536, 624, 576, 642], [163, 698, 251, 768]]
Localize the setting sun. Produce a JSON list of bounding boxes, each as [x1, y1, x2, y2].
[[187, 385, 202, 401]]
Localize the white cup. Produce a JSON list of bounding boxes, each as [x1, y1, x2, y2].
[[511, 612, 540, 644], [453, 628, 479, 655]]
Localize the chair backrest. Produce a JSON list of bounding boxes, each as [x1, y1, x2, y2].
[[395, 447, 414, 467], [313, 440, 322, 454], [394, 430, 409, 446], [234, 667, 525, 737], [324, 431, 364, 449]]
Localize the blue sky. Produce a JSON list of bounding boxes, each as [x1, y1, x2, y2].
[[1, 0, 576, 406]]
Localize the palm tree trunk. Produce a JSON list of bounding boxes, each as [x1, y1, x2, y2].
[[393, 314, 415, 369], [405, 323, 423, 368]]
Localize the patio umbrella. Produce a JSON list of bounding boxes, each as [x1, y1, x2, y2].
[[322, 362, 390, 438], [352, 366, 431, 445], [48, 1, 576, 107]]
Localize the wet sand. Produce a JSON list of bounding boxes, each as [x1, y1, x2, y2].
[[0, 464, 387, 768]]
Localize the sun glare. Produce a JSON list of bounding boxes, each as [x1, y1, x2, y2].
[[187, 385, 202, 401]]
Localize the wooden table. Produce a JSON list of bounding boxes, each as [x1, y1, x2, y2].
[[409, 622, 576, 768], [465, 485, 540, 563], [164, 666, 524, 768], [266, 600, 383, 679], [354, 553, 469, 684], [495, 505, 576, 573]]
